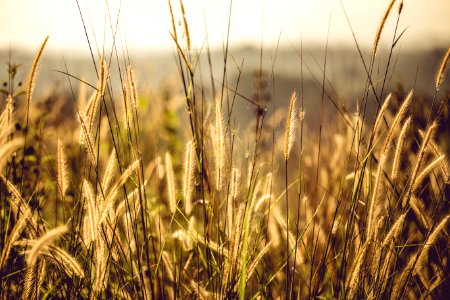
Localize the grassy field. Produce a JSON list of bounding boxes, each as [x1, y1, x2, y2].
[[0, 0, 449, 299]]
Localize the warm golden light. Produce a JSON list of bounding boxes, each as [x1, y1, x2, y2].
[[0, 0, 449, 53]]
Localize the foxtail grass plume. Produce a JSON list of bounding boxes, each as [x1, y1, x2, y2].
[[410, 197, 431, 230], [85, 59, 108, 132], [168, 0, 178, 42], [27, 36, 49, 106], [77, 112, 97, 167], [98, 159, 141, 225], [26, 225, 68, 267], [0, 210, 31, 269], [382, 212, 406, 247], [372, 0, 396, 60], [102, 149, 118, 197], [382, 91, 412, 155], [179, 0, 191, 49], [367, 152, 387, 240], [0, 95, 14, 142], [412, 154, 446, 193], [165, 152, 177, 213], [415, 214, 450, 274], [41, 245, 85, 278], [403, 122, 437, 207], [183, 140, 196, 215], [0, 175, 38, 238], [436, 47, 450, 90], [246, 241, 272, 281], [82, 179, 97, 244], [215, 97, 227, 190], [372, 93, 391, 139], [230, 167, 241, 200], [0, 138, 23, 173], [127, 66, 138, 110], [57, 139, 69, 198], [346, 240, 370, 299], [391, 117, 411, 181], [284, 91, 298, 161], [421, 132, 450, 181]]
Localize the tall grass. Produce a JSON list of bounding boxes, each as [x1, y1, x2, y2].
[[0, 1, 449, 299]]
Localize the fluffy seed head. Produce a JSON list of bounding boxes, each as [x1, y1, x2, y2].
[[436, 47, 450, 89], [284, 91, 298, 161]]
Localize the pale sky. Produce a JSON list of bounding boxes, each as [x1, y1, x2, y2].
[[0, 0, 449, 55]]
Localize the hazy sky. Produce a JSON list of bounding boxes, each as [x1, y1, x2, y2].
[[0, 0, 449, 54]]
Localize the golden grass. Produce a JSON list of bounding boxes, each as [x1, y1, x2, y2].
[[0, 7, 449, 300]]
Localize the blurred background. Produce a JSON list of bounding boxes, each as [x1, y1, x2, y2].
[[0, 0, 449, 133]]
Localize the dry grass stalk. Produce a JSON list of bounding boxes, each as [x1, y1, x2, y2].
[[284, 91, 298, 161], [398, 0, 403, 14], [354, 111, 361, 156]]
